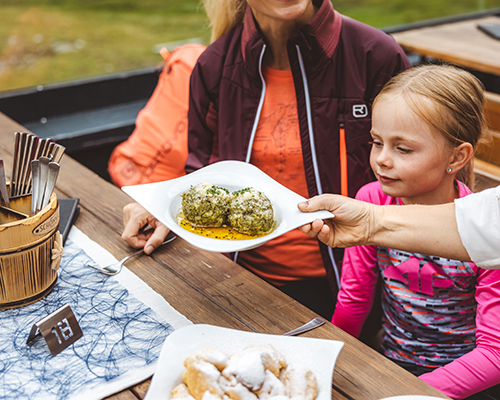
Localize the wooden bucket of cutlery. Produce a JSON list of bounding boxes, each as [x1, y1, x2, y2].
[[0, 191, 60, 309]]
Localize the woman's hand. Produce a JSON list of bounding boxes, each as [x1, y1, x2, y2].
[[298, 194, 377, 248], [122, 202, 170, 254]]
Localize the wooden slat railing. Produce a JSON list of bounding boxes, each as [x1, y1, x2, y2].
[[474, 91, 500, 189]]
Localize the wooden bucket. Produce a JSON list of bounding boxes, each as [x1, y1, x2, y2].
[[0, 192, 60, 309]]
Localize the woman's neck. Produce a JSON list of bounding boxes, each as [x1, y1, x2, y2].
[[252, 4, 317, 70]]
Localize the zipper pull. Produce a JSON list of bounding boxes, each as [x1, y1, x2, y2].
[[339, 123, 348, 197]]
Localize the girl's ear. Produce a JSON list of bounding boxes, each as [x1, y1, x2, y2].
[[449, 143, 474, 172]]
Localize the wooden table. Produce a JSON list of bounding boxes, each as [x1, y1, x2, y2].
[[0, 112, 450, 400], [392, 15, 500, 76]]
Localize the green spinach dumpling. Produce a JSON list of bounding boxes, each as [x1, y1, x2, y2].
[[181, 183, 231, 227], [228, 187, 274, 236]]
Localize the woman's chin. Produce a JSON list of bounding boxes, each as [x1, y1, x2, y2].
[[251, 0, 315, 24]]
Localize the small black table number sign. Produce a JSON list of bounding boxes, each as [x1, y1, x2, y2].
[[26, 304, 83, 356]]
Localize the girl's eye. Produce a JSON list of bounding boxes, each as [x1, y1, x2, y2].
[[397, 146, 413, 154], [369, 140, 382, 148]]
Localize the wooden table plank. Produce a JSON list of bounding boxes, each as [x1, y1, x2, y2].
[[106, 390, 140, 400], [0, 112, 450, 399], [392, 16, 500, 76]]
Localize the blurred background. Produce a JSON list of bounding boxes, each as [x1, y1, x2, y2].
[[0, 0, 498, 184], [0, 0, 496, 93]]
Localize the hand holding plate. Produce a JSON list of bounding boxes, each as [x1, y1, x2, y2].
[[122, 202, 171, 254]]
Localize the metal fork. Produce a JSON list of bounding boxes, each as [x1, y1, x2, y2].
[[87, 234, 177, 276], [282, 317, 325, 336]]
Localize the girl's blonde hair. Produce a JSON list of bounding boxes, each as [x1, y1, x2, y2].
[[203, 0, 247, 43], [374, 64, 488, 190]]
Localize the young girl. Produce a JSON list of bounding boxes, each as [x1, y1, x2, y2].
[[331, 65, 500, 399]]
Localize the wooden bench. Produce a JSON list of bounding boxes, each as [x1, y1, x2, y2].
[[475, 90, 500, 180], [474, 91, 500, 190], [476, 91, 500, 165]]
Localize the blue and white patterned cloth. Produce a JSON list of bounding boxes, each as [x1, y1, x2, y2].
[[0, 227, 191, 400]]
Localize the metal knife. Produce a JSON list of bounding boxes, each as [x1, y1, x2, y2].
[[41, 162, 60, 210], [36, 156, 51, 213], [0, 159, 10, 207], [31, 159, 40, 215]]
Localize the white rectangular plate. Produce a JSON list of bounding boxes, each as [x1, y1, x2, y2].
[[144, 324, 344, 400]]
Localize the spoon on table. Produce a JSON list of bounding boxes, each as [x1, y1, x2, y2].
[[282, 317, 325, 336], [86, 233, 177, 276]]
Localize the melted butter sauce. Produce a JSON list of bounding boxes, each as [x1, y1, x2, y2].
[[177, 212, 273, 240]]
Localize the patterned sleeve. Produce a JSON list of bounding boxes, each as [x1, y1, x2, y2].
[[331, 243, 379, 337], [419, 267, 500, 398], [331, 184, 381, 337]]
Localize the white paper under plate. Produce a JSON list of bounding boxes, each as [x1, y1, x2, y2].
[[122, 161, 334, 253], [144, 324, 344, 400]]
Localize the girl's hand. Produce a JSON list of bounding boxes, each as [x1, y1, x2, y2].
[[298, 195, 376, 248], [122, 202, 170, 254]]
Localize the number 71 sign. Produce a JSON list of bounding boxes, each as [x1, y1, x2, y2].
[[26, 304, 83, 356]]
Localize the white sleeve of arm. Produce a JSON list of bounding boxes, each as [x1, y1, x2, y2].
[[455, 185, 500, 268]]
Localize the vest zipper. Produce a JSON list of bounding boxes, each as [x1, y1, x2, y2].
[[237, 44, 342, 292], [235, 44, 267, 263], [245, 45, 267, 163], [296, 45, 341, 290], [339, 122, 348, 197]]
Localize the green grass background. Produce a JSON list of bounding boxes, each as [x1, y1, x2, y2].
[[0, 0, 497, 92]]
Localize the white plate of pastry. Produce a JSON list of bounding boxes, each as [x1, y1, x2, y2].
[[122, 161, 334, 253], [144, 324, 344, 400]]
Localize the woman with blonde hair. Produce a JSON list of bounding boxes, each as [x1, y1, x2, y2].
[[123, 0, 411, 319]]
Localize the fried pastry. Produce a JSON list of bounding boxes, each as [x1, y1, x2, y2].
[[223, 381, 259, 400], [185, 348, 228, 372], [183, 360, 225, 400], [171, 383, 196, 400], [172, 345, 316, 400], [254, 370, 286, 399], [282, 367, 318, 400]]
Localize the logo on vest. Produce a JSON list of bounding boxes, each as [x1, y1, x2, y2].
[[353, 104, 368, 118]]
